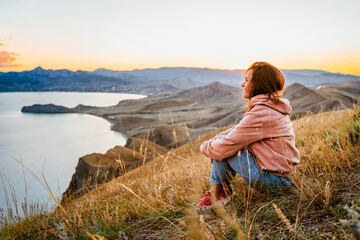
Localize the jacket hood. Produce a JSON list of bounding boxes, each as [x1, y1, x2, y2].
[[248, 93, 292, 115]]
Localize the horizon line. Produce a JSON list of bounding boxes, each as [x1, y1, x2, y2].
[[1, 66, 359, 76]]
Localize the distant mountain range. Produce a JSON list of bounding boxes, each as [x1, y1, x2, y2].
[[0, 67, 131, 93], [1, 66, 360, 95]]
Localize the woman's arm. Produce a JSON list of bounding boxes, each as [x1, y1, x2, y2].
[[199, 126, 234, 160], [200, 111, 264, 160], [208, 126, 234, 141]]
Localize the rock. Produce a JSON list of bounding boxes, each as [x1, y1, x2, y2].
[[21, 104, 76, 113]]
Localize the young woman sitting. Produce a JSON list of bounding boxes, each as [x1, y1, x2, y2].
[[197, 62, 300, 209]]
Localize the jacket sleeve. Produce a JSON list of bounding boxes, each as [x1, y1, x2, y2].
[[209, 126, 234, 141], [200, 111, 264, 160]]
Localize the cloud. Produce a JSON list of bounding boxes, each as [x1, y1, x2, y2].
[[0, 51, 21, 68]]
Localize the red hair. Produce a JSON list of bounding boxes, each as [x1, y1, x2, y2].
[[245, 62, 285, 104]]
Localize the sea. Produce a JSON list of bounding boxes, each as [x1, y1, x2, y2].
[[0, 92, 145, 217]]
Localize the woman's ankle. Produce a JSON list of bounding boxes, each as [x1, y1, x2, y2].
[[210, 183, 233, 198], [210, 183, 223, 197]]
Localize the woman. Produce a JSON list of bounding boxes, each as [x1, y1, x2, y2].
[[197, 62, 300, 209]]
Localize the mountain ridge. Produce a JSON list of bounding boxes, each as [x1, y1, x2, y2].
[[2, 67, 360, 95]]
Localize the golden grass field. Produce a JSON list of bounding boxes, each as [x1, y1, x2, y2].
[[1, 108, 360, 239]]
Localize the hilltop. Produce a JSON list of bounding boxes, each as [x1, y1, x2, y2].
[[1, 108, 360, 239]]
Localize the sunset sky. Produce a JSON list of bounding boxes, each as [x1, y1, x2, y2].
[[0, 0, 359, 75]]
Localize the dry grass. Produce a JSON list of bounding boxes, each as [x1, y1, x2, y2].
[[1, 109, 360, 239]]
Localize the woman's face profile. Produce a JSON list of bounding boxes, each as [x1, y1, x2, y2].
[[242, 69, 253, 99]]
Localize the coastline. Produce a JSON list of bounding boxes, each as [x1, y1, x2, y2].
[[102, 115, 129, 145]]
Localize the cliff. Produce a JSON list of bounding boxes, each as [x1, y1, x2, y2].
[[61, 137, 168, 205]]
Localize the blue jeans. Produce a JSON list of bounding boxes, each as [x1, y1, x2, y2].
[[209, 147, 292, 189]]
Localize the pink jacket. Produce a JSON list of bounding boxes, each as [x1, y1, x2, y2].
[[200, 94, 300, 177]]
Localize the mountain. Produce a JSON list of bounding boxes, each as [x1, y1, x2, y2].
[[93, 67, 360, 88], [170, 81, 242, 103], [165, 77, 204, 90], [2, 66, 359, 95], [0, 67, 131, 92], [281, 70, 360, 86], [284, 81, 360, 118], [316, 80, 360, 101], [93, 67, 242, 85]]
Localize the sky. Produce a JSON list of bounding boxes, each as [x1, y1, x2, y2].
[[0, 0, 359, 75]]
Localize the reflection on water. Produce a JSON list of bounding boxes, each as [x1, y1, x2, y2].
[[0, 92, 145, 215]]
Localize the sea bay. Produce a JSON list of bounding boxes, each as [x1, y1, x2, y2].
[[0, 92, 145, 215]]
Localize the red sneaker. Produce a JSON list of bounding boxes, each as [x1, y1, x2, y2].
[[196, 190, 231, 210]]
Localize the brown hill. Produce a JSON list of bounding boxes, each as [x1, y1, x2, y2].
[[316, 80, 360, 108], [284, 81, 360, 119], [171, 81, 243, 103]]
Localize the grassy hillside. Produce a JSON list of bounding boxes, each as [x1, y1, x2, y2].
[[1, 109, 360, 239]]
